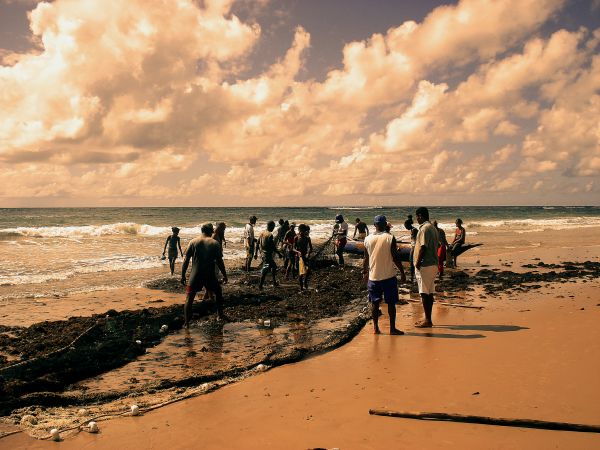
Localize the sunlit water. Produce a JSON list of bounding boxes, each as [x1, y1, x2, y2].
[[1, 206, 599, 300]]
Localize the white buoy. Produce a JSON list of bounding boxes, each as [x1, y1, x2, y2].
[[160, 324, 168, 333], [135, 339, 142, 345], [131, 404, 140, 416], [263, 319, 271, 327], [50, 428, 60, 441], [88, 421, 99, 433]]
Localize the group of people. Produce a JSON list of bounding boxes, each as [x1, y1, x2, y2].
[[362, 207, 445, 335], [405, 215, 466, 278], [162, 210, 466, 331], [242, 216, 314, 291]]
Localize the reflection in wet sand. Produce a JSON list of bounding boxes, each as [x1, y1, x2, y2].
[[76, 306, 361, 396]]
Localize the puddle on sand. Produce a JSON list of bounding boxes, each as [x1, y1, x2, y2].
[[76, 310, 360, 396]]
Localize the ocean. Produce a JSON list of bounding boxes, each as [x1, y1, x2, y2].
[[1, 206, 599, 301]]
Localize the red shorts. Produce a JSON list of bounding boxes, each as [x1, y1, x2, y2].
[[186, 277, 221, 296]]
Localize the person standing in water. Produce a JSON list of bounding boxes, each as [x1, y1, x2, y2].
[[181, 223, 228, 327], [258, 220, 283, 290], [213, 222, 227, 249], [162, 227, 183, 275], [363, 215, 406, 335], [294, 224, 313, 291], [333, 214, 348, 266], [414, 207, 439, 328], [449, 218, 466, 268], [353, 218, 369, 240]]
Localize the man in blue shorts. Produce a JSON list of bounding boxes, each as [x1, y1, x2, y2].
[[362, 215, 407, 335]]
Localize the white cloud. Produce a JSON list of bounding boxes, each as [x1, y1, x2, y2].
[[1, 0, 598, 205]]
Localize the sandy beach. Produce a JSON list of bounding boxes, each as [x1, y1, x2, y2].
[[1, 228, 600, 449], [2, 0, 599, 446]]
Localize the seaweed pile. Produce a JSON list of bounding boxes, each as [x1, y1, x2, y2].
[[0, 260, 367, 414]]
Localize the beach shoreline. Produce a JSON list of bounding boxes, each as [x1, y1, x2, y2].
[[1, 227, 599, 448]]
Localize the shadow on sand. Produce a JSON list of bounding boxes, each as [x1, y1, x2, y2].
[[435, 324, 529, 333], [404, 331, 486, 339]]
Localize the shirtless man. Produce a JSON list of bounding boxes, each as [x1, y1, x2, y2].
[[181, 223, 228, 328], [294, 224, 313, 291], [258, 221, 283, 290], [283, 223, 297, 279], [449, 218, 466, 268], [353, 218, 370, 240], [162, 227, 183, 276]]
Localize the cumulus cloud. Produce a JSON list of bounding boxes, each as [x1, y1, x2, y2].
[[0, 0, 598, 205]]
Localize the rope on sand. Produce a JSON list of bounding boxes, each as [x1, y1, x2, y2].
[[0, 383, 221, 442], [369, 409, 600, 433]]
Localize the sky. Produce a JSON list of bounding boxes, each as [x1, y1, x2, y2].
[[0, 0, 599, 207]]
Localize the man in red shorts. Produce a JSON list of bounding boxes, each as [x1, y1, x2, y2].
[[181, 223, 228, 328]]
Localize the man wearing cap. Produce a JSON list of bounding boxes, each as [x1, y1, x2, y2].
[[333, 214, 348, 266], [363, 215, 407, 335], [244, 215, 258, 272], [181, 222, 228, 328], [414, 207, 439, 328]]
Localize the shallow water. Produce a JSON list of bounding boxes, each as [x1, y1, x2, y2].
[[2, 206, 599, 300], [75, 308, 362, 396]]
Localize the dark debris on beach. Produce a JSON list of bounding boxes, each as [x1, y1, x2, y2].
[[0, 260, 367, 414], [0, 259, 598, 415]]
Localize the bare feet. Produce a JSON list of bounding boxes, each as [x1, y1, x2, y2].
[[415, 320, 433, 328], [390, 328, 404, 335]]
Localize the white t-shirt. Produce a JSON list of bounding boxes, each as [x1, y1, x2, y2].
[[244, 223, 255, 247], [335, 222, 348, 238], [363, 232, 397, 281]]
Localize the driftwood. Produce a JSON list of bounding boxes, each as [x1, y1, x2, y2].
[[369, 409, 600, 434], [437, 302, 484, 309]]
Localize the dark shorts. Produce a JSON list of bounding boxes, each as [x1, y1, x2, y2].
[[367, 277, 399, 304], [168, 248, 178, 259], [451, 242, 463, 256], [261, 256, 277, 273], [335, 238, 347, 253]]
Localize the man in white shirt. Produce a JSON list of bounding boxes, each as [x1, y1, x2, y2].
[[363, 215, 407, 335], [244, 215, 258, 272]]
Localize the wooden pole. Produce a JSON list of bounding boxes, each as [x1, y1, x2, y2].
[[369, 409, 600, 433]]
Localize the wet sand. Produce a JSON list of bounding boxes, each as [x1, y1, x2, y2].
[[4, 278, 599, 448], [2, 232, 600, 449]]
